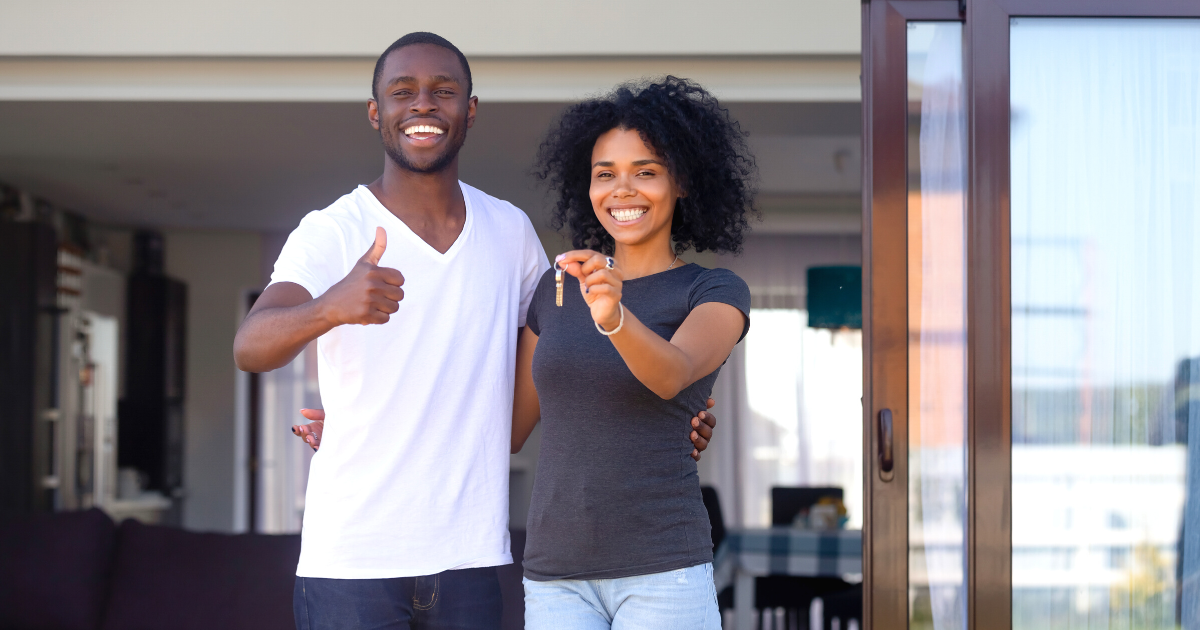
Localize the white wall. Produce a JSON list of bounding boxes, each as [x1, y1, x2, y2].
[[2, 1, 859, 57], [165, 229, 262, 531]]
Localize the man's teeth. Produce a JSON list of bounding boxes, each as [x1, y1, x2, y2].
[[610, 208, 647, 222], [404, 125, 445, 136]]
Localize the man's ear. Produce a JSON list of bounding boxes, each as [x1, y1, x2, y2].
[[367, 98, 381, 131], [466, 95, 479, 129]]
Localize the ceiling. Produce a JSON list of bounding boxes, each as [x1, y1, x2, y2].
[[0, 100, 861, 234]]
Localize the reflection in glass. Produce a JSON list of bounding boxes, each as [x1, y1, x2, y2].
[[907, 21, 967, 630], [1011, 18, 1200, 629]]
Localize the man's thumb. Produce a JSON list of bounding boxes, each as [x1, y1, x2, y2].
[[363, 227, 386, 265]]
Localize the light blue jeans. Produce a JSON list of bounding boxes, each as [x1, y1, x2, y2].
[[523, 563, 721, 630]]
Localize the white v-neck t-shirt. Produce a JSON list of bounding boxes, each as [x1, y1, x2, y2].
[[269, 182, 548, 578]]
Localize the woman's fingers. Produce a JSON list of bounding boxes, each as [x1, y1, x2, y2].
[[578, 283, 620, 304], [555, 250, 604, 279], [293, 419, 323, 452], [579, 253, 613, 276], [581, 268, 621, 288]]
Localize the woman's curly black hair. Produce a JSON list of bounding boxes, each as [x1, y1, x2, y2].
[[534, 76, 758, 255]]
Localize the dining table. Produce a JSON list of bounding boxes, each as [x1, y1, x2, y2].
[[713, 527, 862, 630]]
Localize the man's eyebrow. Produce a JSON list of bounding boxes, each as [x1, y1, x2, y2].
[[385, 75, 462, 88]]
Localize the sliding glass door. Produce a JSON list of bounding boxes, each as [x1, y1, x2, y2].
[[1009, 17, 1200, 628], [863, 2, 1200, 629]]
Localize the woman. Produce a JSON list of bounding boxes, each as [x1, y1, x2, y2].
[[513, 76, 755, 629]]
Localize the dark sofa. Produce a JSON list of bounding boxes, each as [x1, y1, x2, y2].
[[0, 509, 528, 630]]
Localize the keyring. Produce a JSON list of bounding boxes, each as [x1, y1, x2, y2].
[[605, 257, 615, 270]]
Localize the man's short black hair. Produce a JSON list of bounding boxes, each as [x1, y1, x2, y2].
[[372, 32, 473, 100]]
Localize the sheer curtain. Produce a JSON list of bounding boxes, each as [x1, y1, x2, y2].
[[908, 22, 968, 630], [1010, 18, 1200, 629], [705, 234, 861, 529], [257, 342, 319, 533]]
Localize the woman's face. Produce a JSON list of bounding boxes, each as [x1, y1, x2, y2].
[[589, 127, 684, 250]]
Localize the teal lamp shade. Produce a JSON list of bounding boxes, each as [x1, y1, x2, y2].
[[806, 266, 862, 329]]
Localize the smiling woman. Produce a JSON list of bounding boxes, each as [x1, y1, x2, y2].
[[535, 76, 758, 257], [512, 77, 757, 630]]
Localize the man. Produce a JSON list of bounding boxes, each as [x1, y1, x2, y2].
[[234, 33, 716, 630]]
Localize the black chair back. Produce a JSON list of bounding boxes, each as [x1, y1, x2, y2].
[[771, 486, 844, 526], [700, 485, 726, 551]]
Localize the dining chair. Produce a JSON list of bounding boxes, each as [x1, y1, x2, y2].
[[770, 486, 844, 526], [755, 486, 852, 630]]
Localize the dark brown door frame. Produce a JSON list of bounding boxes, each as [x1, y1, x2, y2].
[[866, 2, 1200, 630], [862, 2, 962, 630]]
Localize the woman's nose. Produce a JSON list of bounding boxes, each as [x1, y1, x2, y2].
[[613, 174, 636, 197]]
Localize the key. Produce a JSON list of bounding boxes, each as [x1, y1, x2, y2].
[[555, 264, 564, 307]]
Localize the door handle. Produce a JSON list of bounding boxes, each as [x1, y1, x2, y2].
[[878, 408, 895, 482]]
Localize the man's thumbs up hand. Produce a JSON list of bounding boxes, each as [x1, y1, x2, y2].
[[362, 225, 388, 266], [320, 226, 405, 326]]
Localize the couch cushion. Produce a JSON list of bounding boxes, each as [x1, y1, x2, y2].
[[102, 520, 299, 630], [0, 508, 117, 630]]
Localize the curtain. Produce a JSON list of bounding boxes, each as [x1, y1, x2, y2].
[[257, 341, 319, 533], [703, 234, 861, 529], [911, 22, 968, 630]]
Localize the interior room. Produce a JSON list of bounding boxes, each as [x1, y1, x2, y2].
[[0, 95, 864, 629]]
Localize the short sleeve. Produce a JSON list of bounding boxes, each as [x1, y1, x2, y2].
[[688, 267, 752, 342], [525, 269, 556, 336], [268, 211, 346, 300], [517, 214, 551, 328]]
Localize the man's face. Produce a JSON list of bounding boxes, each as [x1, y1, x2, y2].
[[369, 44, 476, 174]]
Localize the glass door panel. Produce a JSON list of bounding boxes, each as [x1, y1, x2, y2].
[[1010, 18, 1200, 629], [907, 22, 967, 630]]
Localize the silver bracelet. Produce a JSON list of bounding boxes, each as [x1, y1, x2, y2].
[[595, 303, 625, 336]]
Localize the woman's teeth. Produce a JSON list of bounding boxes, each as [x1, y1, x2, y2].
[[610, 208, 646, 222], [404, 125, 445, 136]]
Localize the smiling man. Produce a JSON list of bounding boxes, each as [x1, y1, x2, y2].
[[233, 33, 715, 630], [233, 32, 540, 629]]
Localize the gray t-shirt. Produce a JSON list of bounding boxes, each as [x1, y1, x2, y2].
[[522, 263, 750, 581]]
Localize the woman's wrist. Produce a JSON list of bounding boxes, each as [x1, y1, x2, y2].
[[597, 305, 623, 332], [596, 303, 625, 336]]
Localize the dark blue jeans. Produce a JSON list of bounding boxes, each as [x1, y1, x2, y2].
[[293, 566, 502, 630]]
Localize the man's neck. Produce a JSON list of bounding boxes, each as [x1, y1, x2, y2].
[[366, 156, 467, 254]]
